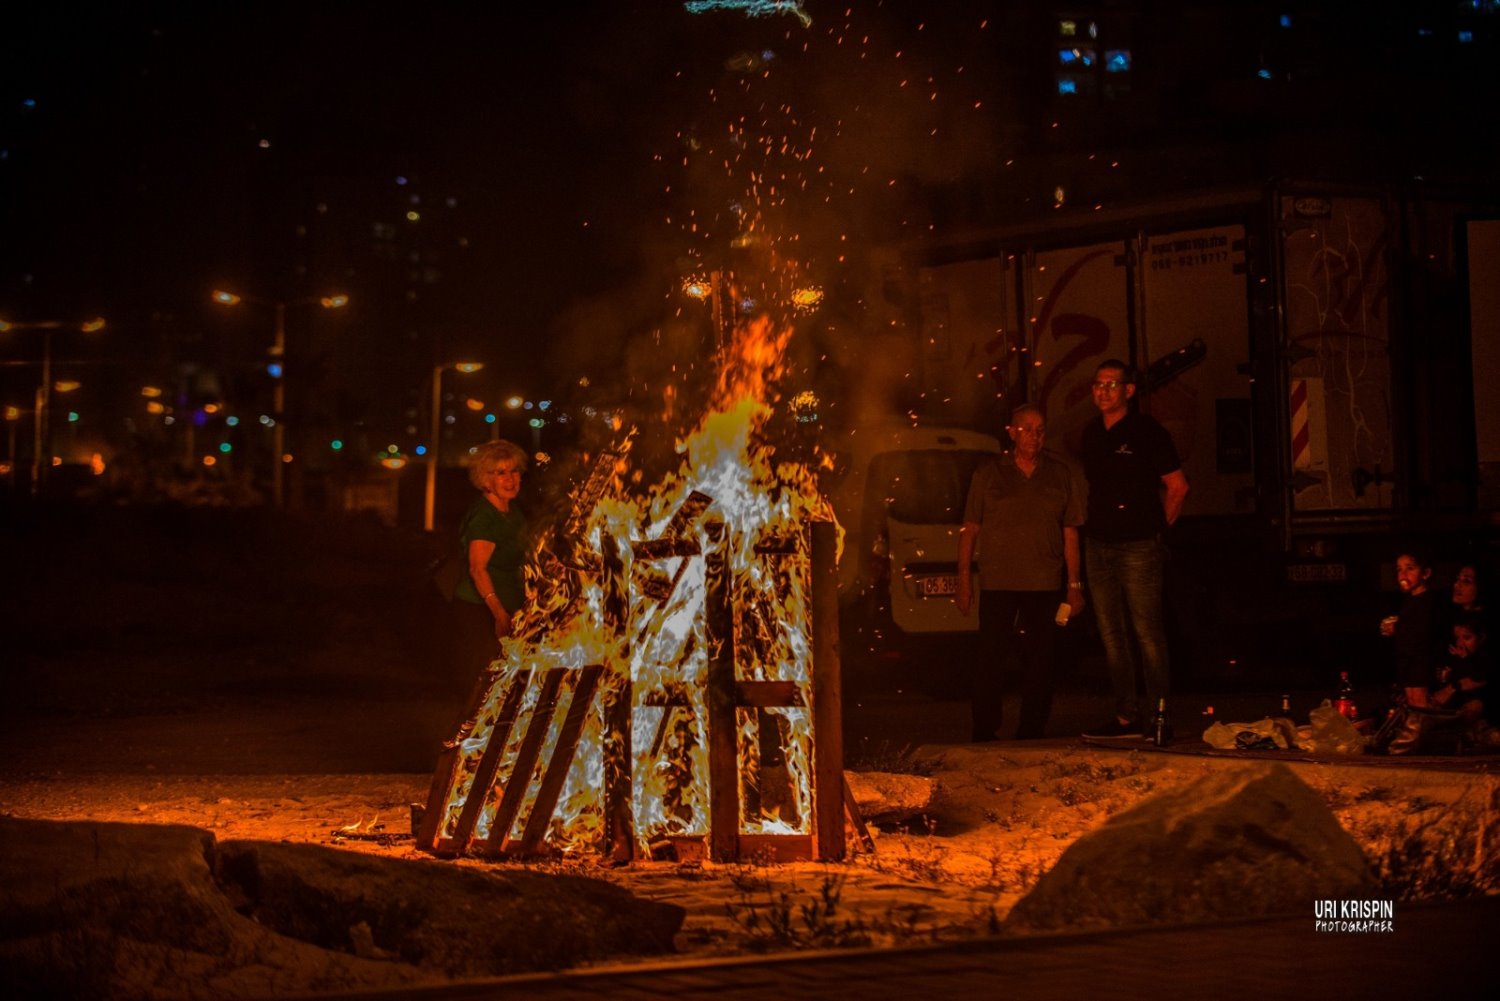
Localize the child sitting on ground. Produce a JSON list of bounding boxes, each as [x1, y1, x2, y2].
[[1432, 612, 1499, 747]]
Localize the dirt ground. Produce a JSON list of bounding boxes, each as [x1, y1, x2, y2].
[[3, 502, 1498, 988]]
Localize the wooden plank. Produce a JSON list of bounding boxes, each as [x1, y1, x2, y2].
[[735, 680, 804, 707], [415, 744, 463, 852], [704, 519, 739, 862], [843, 774, 876, 854], [477, 668, 566, 853], [448, 672, 532, 851], [811, 520, 846, 861], [631, 537, 702, 560], [515, 665, 604, 855], [736, 834, 814, 862]]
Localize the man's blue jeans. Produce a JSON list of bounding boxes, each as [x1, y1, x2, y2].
[[1086, 537, 1170, 721]]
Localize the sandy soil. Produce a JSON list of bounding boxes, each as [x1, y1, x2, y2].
[[3, 503, 1497, 983]]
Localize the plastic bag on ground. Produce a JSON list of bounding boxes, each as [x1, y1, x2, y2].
[[1202, 717, 1299, 751], [1302, 699, 1368, 755]]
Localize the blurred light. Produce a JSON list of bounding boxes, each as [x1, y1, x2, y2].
[[146, 401, 166, 415], [219, 442, 232, 454], [415, 445, 428, 456], [259, 415, 274, 426], [212, 290, 242, 306], [406, 211, 421, 222], [387, 444, 399, 454], [281, 453, 293, 463], [164, 415, 176, 426], [203, 403, 221, 415], [395, 176, 408, 185], [321, 295, 350, 309], [0, 462, 11, 476], [505, 395, 524, 410], [444, 414, 456, 425], [454, 362, 483, 374], [203, 455, 217, 467], [682, 277, 711, 299], [66, 411, 79, 423], [465, 398, 485, 411], [791, 286, 824, 313], [51, 456, 61, 466], [523, 401, 534, 411], [53, 380, 81, 393], [268, 363, 284, 378], [141, 386, 163, 398], [4, 406, 20, 420], [485, 413, 496, 424], [381, 456, 407, 470], [79, 317, 106, 333], [1257, 68, 1273, 79], [1279, 13, 1292, 27], [538, 400, 552, 411], [578, 376, 590, 387], [331, 439, 344, 451], [90, 453, 105, 475], [226, 416, 240, 427], [528, 417, 544, 429]]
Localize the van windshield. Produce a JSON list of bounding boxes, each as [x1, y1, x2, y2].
[[865, 449, 993, 525]]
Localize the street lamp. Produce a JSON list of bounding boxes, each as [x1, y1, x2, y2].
[[424, 361, 483, 532], [0, 315, 106, 494], [210, 289, 348, 507]]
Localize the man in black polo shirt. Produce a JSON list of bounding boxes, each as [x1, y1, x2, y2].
[[1079, 360, 1189, 739]]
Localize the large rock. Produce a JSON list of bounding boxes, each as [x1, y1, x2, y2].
[[845, 770, 934, 823], [1007, 762, 1377, 932], [215, 839, 684, 976], [0, 817, 683, 999]]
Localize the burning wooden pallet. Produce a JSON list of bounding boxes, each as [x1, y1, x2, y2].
[[418, 485, 853, 862]]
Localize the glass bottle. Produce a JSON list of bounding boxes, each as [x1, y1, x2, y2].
[[1151, 697, 1169, 746], [1335, 671, 1357, 721]]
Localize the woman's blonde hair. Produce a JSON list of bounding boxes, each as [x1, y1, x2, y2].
[[468, 439, 528, 489]]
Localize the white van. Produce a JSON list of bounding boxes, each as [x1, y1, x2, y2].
[[826, 422, 1004, 675]]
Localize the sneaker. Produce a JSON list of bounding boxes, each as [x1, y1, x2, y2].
[[1082, 717, 1139, 739]]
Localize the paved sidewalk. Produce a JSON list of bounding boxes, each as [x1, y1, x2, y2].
[[304, 895, 1500, 1000]]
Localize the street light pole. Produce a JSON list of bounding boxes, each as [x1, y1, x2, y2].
[[272, 301, 287, 508], [425, 364, 443, 534], [32, 328, 50, 494], [423, 361, 483, 533]]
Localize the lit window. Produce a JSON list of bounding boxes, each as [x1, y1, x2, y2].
[[1059, 19, 1076, 36], [1458, 30, 1474, 43], [1279, 14, 1292, 28], [1257, 68, 1274, 79], [1058, 77, 1079, 95], [1060, 48, 1096, 67], [1105, 49, 1131, 72], [1088, 22, 1098, 39]]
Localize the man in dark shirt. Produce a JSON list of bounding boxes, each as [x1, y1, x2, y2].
[[1078, 360, 1189, 739]]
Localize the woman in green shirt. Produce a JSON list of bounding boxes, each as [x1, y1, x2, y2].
[[452, 440, 529, 676]]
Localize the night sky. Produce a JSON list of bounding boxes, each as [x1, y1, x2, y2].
[[4, 1, 1497, 461]]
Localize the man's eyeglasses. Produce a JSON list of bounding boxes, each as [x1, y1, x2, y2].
[[1091, 380, 1124, 391]]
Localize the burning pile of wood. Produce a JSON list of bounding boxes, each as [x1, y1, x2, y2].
[[417, 320, 850, 863]]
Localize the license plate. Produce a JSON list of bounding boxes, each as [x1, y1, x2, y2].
[[1286, 562, 1347, 583], [921, 575, 958, 596]]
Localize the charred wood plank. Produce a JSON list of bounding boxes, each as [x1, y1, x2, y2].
[[447, 672, 532, 852], [477, 668, 566, 853], [734, 680, 804, 707], [516, 665, 604, 856], [703, 519, 739, 862], [811, 520, 846, 861]]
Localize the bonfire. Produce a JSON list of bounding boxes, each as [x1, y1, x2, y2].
[[418, 316, 847, 863]]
